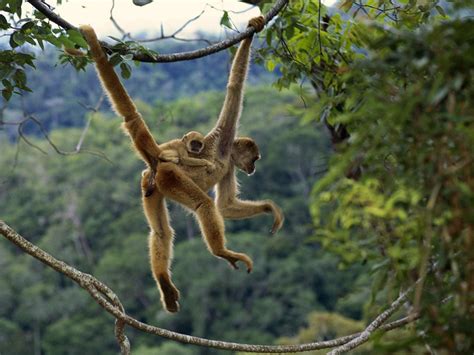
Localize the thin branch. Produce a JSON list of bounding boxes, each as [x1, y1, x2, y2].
[[207, 3, 256, 15], [26, 0, 288, 63], [2, 96, 111, 163], [328, 287, 415, 354], [109, 0, 130, 39], [19, 115, 112, 163], [76, 94, 105, 152], [0, 221, 419, 353]]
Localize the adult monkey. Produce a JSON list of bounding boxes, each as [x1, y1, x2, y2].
[[81, 16, 283, 313]]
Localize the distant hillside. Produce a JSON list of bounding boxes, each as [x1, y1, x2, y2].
[[3, 41, 272, 134]]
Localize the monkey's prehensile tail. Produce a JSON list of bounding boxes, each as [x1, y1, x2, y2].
[[80, 25, 161, 167]]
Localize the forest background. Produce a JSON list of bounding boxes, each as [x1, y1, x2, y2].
[[1, 0, 473, 354]]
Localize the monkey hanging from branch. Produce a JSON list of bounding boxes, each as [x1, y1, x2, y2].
[[81, 16, 284, 313]]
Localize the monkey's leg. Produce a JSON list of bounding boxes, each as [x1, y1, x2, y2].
[[141, 172, 180, 313], [219, 200, 284, 234], [156, 163, 253, 272]]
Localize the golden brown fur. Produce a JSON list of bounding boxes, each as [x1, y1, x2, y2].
[[81, 16, 284, 313], [144, 131, 215, 197]]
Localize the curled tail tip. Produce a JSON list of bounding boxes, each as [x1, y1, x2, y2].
[[79, 24, 94, 33], [79, 25, 99, 44]]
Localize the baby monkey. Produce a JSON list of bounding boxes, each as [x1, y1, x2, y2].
[[144, 131, 215, 196], [159, 131, 216, 170]]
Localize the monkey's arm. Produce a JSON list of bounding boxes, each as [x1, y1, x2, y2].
[[180, 157, 215, 167], [159, 149, 214, 170], [216, 166, 284, 234], [159, 149, 180, 163], [80, 25, 161, 168], [207, 16, 264, 158]]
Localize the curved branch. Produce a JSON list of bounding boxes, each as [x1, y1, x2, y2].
[[0, 220, 418, 353], [26, 0, 288, 63], [328, 288, 414, 355]]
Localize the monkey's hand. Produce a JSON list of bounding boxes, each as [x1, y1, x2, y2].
[[159, 151, 180, 164], [248, 16, 265, 33], [205, 161, 216, 173], [266, 201, 284, 234]]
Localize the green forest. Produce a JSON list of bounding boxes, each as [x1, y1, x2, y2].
[[1, 0, 474, 354]]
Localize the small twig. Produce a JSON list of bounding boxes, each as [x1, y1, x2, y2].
[[75, 95, 105, 152], [206, 3, 256, 14], [328, 287, 414, 354], [18, 115, 112, 163], [109, 0, 130, 39]]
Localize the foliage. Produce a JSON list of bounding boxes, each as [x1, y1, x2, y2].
[[0, 0, 92, 100], [258, 0, 474, 352]]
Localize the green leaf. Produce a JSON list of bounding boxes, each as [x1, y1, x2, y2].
[[13, 69, 26, 88], [435, 5, 446, 17], [265, 60, 276, 72], [109, 53, 123, 67], [0, 14, 9, 30], [2, 88, 13, 101], [67, 29, 88, 48], [220, 11, 232, 29], [58, 35, 75, 49], [10, 31, 25, 48], [33, 10, 46, 20], [108, 36, 124, 43], [339, 0, 353, 12], [120, 63, 131, 79], [36, 37, 44, 50], [21, 21, 35, 31]]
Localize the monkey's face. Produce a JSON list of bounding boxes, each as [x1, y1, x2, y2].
[[182, 131, 205, 154], [232, 137, 260, 176]]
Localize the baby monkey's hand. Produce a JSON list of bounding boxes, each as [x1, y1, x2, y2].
[[206, 162, 216, 173]]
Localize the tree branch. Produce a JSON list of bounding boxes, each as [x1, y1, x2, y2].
[[328, 287, 415, 355], [0, 220, 419, 353], [26, 0, 288, 63]]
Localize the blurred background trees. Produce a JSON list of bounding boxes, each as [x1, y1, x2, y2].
[[1, 0, 473, 353]]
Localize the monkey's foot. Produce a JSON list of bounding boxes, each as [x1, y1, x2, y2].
[[248, 16, 265, 33], [217, 250, 253, 273], [158, 275, 180, 313]]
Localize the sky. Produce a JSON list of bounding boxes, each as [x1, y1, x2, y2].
[[23, 0, 338, 40]]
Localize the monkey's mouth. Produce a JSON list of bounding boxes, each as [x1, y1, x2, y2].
[[190, 141, 203, 153], [246, 167, 256, 176]]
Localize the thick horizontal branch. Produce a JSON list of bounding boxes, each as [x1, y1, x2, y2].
[[0, 220, 418, 353], [26, 0, 288, 63]]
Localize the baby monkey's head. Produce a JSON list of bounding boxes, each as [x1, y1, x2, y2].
[[182, 131, 205, 154]]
